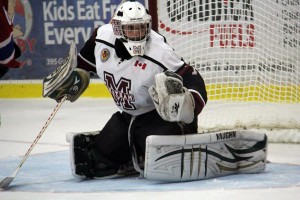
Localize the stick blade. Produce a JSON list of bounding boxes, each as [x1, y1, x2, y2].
[[0, 177, 14, 190]]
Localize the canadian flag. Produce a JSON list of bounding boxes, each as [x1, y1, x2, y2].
[[134, 60, 147, 70]]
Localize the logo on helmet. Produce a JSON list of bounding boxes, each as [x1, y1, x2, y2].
[[133, 46, 142, 55]]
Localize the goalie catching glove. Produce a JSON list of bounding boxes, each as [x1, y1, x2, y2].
[[43, 41, 90, 102], [149, 71, 195, 124]]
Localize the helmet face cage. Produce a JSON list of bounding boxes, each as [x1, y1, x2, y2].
[[112, 19, 151, 56], [112, 19, 151, 42], [122, 20, 151, 42]]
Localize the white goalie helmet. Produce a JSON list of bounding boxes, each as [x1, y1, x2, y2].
[[111, 1, 152, 56]]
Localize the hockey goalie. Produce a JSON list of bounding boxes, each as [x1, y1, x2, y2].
[[43, 1, 267, 182]]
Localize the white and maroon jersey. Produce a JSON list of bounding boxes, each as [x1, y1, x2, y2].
[[78, 24, 207, 116], [0, 0, 20, 68]]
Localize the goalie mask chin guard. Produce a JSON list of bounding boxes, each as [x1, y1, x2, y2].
[[111, 1, 152, 56]]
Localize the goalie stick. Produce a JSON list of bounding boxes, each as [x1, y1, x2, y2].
[[1, 1, 128, 189], [0, 40, 79, 189], [0, 96, 67, 190]]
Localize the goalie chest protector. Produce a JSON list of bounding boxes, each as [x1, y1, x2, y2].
[[93, 24, 185, 116]]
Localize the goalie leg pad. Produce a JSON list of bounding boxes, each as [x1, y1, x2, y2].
[[67, 132, 139, 179], [144, 130, 267, 182], [67, 131, 119, 179]]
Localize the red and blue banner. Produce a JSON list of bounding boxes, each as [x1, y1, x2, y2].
[[3, 0, 145, 80]]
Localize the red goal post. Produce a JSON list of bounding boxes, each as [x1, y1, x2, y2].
[[148, 0, 300, 143]]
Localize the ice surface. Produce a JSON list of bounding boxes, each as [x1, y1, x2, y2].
[[0, 98, 299, 200], [0, 151, 300, 193]]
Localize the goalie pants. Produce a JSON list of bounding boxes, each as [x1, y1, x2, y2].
[[94, 110, 198, 167]]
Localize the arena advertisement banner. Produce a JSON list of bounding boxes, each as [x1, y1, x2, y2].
[[3, 0, 145, 80]]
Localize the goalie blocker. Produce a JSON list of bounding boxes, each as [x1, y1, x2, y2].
[[43, 41, 90, 102], [67, 130, 267, 182]]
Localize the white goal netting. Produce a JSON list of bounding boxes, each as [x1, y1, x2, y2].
[[154, 0, 300, 142]]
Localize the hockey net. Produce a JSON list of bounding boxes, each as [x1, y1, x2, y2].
[[149, 0, 300, 143]]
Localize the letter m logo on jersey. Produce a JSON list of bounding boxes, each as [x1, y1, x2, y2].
[[104, 72, 136, 110]]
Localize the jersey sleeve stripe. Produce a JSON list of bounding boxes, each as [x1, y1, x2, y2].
[[78, 53, 97, 73], [78, 53, 96, 67], [154, 31, 167, 43], [0, 49, 14, 65], [176, 64, 193, 76], [95, 39, 115, 48], [142, 55, 168, 71], [0, 37, 15, 64], [189, 89, 206, 115], [0, 32, 13, 48]]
